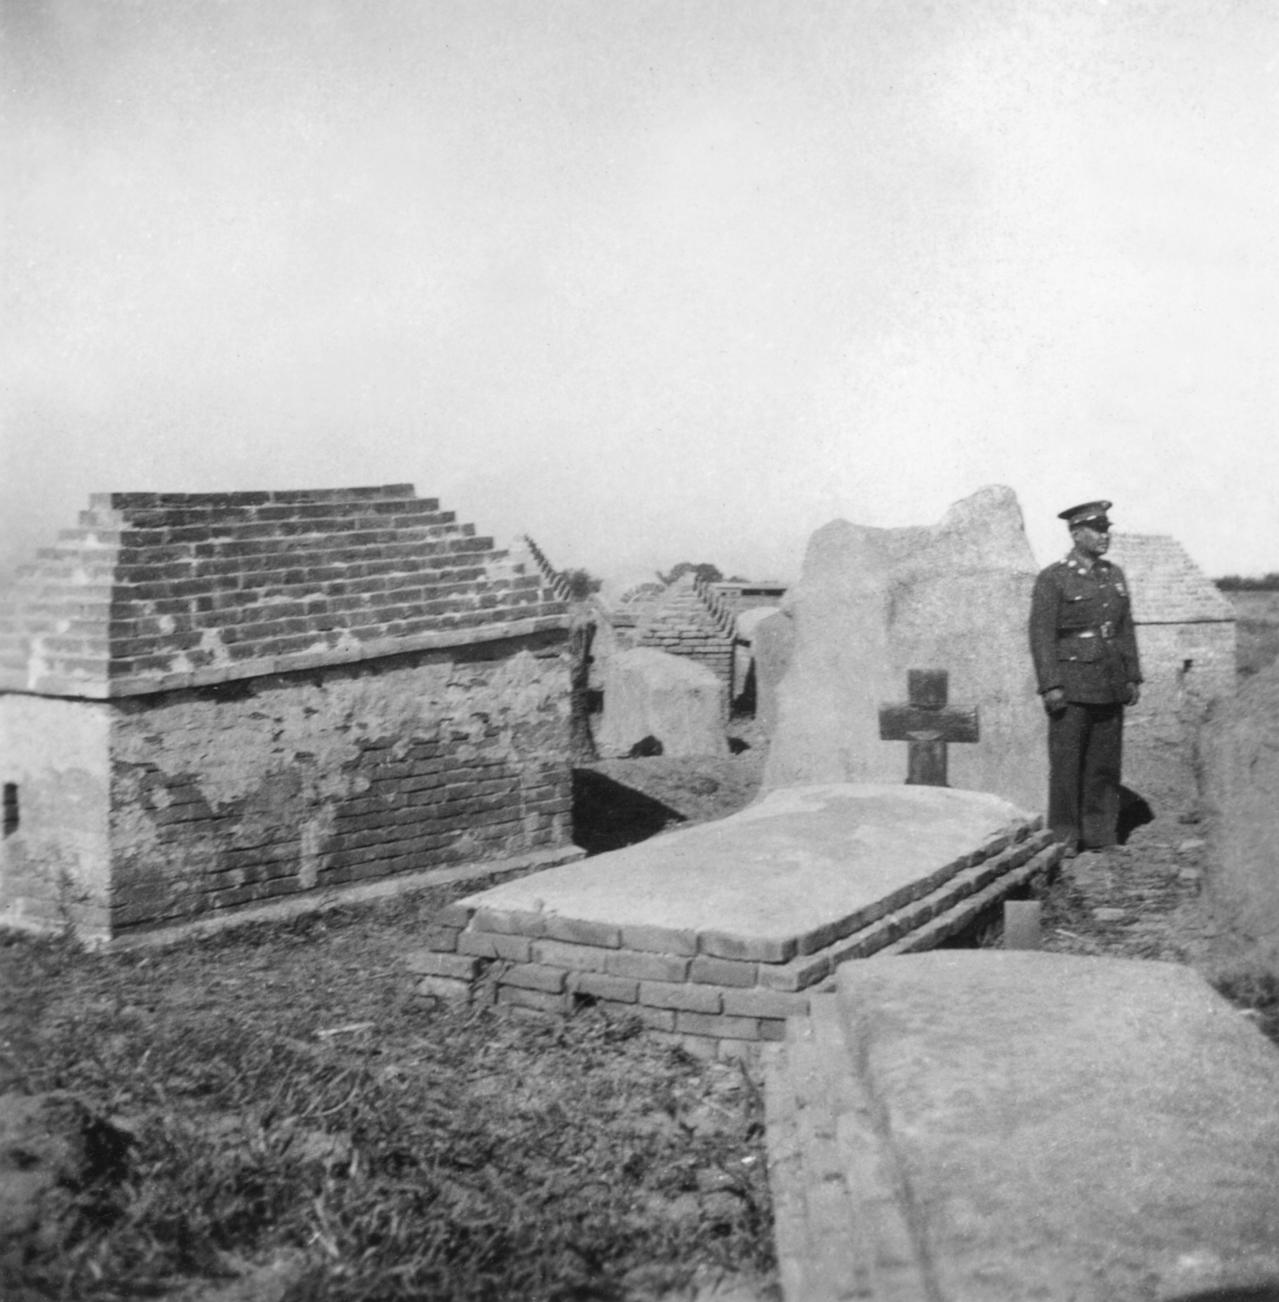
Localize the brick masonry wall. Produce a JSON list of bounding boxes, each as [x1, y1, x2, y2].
[[406, 823, 1058, 1056], [634, 576, 735, 691], [106, 634, 573, 934], [0, 486, 569, 697]]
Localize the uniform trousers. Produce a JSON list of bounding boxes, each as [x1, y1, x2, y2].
[[1047, 701, 1124, 850]]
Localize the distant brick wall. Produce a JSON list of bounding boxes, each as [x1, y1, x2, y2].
[[1106, 534, 1237, 759], [634, 574, 735, 691], [1125, 622, 1237, 756], [708, 580, 788, 617], [0, 486, 578, 941]]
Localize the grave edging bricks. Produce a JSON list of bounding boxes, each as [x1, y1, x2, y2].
[[412, 822, 1061, 1052]]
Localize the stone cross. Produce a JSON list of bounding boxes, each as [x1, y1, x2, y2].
[[878, 669, 980, 787]]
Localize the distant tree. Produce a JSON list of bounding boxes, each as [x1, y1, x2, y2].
[[560, 567, 604, 601], [1215, 573, 1279, 591], [657, 561, 723, 587], [619, 580, 664, 605]]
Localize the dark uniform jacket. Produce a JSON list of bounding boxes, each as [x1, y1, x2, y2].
[[1029, 555, 1142, 704]]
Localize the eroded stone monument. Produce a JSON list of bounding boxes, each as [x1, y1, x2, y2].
[[763, 485, 1046, 814], [595, 647, 728, 759]]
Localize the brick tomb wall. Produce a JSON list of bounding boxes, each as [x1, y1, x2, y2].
[[107, 637, 572, 933], [634, 575, 735, 690], [0, 487, 577, 940], [409, 822, 1058, 1056]]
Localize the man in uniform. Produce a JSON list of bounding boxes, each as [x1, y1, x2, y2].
[[1029, 501, 1142, 857]]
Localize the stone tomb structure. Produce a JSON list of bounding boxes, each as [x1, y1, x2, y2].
[[1200, 655, 1279, 975], [764, 486, 1047, 815], [0, 486, 579, 942], [1104, 532, 1236, 755], [766, 951, 1279, 1301], [631, 572, 737, 696], [593, 647, 729, 759], [412, 784, 1059, 1052]]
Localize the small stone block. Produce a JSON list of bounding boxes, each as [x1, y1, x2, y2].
[[497, 963, 567, 994], [619, 923, 699, 956], [716, 1038, 764, 1063], [415, 975, 472, 1002], [570, 971, 640, 1004], [689, 955, 759, 987], [434, 903, 476, 928], [631, 1004, 677, 1032], [979, 833, 1011, 859], [404, 951, 482, 980], [721, 987, 811, 1020], [497, 986, 568, 1015], [648, 1030, 720, 1060], [542, 915, 621, 948], [1003, 900, 1042, 950], [758, 952, 832, 992], [607, 950, 691, 982], [472, 906, 547, 938], [530, 938, 614, 972], [457, 930, 533, 962], [756, 1018, 788, 1042], [674, 1011, 762, 1041], [639, 980, 723, 1014], [420, 926, 460, 952], [698, 930, 796, 963]]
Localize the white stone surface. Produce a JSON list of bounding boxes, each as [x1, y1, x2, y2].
[[461, 782, 1032, 946], [763, 484, 1047, 813], [595, 646, 728, 758]]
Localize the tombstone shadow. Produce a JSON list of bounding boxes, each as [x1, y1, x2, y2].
[[1117, 784, 1155, 844], [571, 769, 686, 856]]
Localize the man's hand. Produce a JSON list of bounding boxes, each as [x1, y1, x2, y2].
[[1127, 682, 1141, 706], [1042, 688, 1066, 715]]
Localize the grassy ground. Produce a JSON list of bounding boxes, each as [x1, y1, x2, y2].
[[6, 700, 1279, 1299], [2, 877, 776, 1302]]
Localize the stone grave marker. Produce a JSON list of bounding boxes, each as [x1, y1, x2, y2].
[[764, 485, 1046, 814], [877, 668, 979, 786]]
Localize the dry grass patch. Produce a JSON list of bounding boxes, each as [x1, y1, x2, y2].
[[2, 886, 776, 1301]]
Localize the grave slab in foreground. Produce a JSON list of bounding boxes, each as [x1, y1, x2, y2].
[[766, 950, 1279, 1301], [414, 784, 1060, 1050]]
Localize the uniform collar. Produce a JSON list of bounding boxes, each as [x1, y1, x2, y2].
[[1064, 553, 1108, 574]]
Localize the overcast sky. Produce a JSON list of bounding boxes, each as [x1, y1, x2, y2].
[[4, 0, 1277, 586]]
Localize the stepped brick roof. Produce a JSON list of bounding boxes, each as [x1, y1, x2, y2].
[[0, 485, 569, 699], [634, 573, 737, 643], [1105, 533, 1235, 625]]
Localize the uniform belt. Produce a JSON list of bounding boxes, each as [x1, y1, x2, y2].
[[1060, 623, 1116, 641]]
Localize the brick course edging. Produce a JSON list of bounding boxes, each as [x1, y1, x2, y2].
[[405, 821, 1059, 1054]]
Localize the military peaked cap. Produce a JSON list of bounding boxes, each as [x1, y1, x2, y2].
[[1057, 500, 1112, 530]]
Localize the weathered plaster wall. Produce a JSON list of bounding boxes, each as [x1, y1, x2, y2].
[[0, 695, 112, 935], [108, 634, 573, 932], [1125, 623, 1237, 755]]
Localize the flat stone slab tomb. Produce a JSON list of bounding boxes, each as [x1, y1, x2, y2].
[[766, 950, 1279, 1302], [416, 784, 1060, 1049]]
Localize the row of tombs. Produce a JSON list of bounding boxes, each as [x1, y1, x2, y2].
[[0, 483, 1237, 950]]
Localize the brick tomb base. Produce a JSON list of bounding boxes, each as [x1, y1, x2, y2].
[[409, 784, 1061, 1055]]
